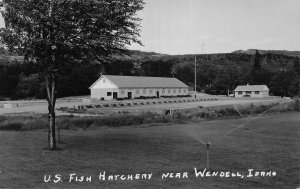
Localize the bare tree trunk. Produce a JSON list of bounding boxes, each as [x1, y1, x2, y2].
[[46, 75, 57, 150]]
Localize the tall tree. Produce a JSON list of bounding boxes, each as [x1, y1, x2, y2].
[[253, 50, 261, 70], [0, 0, 143, 150], [294, 57, 300, 75]]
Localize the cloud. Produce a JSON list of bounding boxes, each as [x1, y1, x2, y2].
[[196, 35, 212, 41], [215, 37, 232, 43], [253, 38, 280, 45]]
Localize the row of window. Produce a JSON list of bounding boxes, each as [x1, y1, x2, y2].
[[237, 91, 260, 95], [120, 89, 187, 95]]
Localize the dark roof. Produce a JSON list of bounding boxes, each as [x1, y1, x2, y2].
[[234, 85, 269, 91], [90, 75, 189, 89]]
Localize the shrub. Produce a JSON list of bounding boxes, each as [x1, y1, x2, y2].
[[22, 118, 48, 130], [0, 101, 297, 131], [0, 116, 7, 123], [134, 96, 157, 100], [0, 116, 48, 131], [0, 95, 5, 101], [294, 99, 300, 111], [0, 120, 23, 131], [55, 112, 169, 129]]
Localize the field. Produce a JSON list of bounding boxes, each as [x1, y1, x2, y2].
[[0, 111, 299, 188]]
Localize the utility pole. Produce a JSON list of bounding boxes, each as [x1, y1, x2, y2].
[[171, 67, 175, 78], [194, 56, 197, 99]]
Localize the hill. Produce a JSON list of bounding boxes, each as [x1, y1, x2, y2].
[[0, 49, 299, 99], [232, 49, 300, 57]]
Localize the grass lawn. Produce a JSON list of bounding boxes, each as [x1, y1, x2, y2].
[[0, 112, 299, 188]]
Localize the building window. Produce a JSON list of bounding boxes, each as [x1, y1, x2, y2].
[[168, 89, 171, 93], [183, 89, 186, 93], [143, 89, 146, 94], [238, 91, 242, 95], [246, 91, 251, 94], [149, 89, 153, 94], [107, 92, 112, 96], [255, 91, 259, 94], [178, 89, 181, 93], [173, 89, 176, 93], [103, 79, 105, 83], [120, 90, 125, 95], [162, 89, 165, 94], [136, 89, 140, 94]]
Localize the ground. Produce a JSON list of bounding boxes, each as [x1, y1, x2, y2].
[[0, 112, 299, 188]]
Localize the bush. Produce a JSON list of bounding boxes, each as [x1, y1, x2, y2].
[[55, 112, 169, 130], [0, 120, 23, 131], [134, 96, 157, 100], [0, 116, 7, 122], [22, 118, 48, 130], [0, 116, 48, 131], [0, 95, 5, 101], [294, 99, 300, 111], [1, 101, 297, 131]]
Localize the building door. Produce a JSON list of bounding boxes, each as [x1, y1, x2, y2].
[[113, 92, 118, 99], [156, 91, 159, 98], [128, 92, 132, 99]]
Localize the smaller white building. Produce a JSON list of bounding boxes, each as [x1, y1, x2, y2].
[[234, 84, 269, 97]]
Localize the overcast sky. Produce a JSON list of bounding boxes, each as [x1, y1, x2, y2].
[[129, 0, 300, 55], [0, 0, 299, 55]]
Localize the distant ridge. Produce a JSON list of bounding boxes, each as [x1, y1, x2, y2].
[[232, 49, 300, 57]]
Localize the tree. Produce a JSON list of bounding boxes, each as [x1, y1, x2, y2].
[[294, 57, 300, 75], [14, 73, 41, 99], [246, 50, 273, 85], [213, 64, 242, 94], [0, 0, 144, 150], [269, 69, 298, 97], [253, 50, 261, 70]]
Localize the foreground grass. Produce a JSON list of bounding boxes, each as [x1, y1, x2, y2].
[[0, 112, 298, 188]]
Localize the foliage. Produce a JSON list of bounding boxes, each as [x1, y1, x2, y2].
[[0, 0, 144, 149], [0, 116, 48, 131], [13, 73, 41, 99], [253, 50, 261, 70], [0, 0, 144, 64], [1, 101, 299, 131], [0, 51, 299, 98], [0, 112, 169, 131], [294, 57, 300, 75]]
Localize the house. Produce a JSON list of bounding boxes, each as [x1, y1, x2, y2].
[[89, 75, 189, 100], [234, 84, 269, 97]]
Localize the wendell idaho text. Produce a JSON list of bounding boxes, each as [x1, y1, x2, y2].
[[43, 168, 276, 183]]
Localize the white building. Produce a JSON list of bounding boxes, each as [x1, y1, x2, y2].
[[89, 75, 189, 100], [234, 84, 269, 97]]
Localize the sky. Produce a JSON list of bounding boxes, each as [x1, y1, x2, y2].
[[129, 0, 300, 55], [0, 0, 299, 55]]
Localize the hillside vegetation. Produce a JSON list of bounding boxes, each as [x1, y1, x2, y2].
[[0, 48, 299, 100], [232, 49, 300, 57]]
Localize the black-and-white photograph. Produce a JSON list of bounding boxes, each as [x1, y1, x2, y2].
[[0, 0, 299, 188]]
